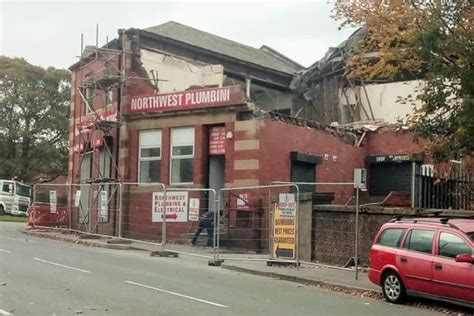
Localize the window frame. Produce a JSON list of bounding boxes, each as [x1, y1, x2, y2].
[[402, 228, 436, 255], [376, 228, 407, 248], [138, 129, 162, 184], [437, 231, 473, 260], [170, 127, 195, 185]]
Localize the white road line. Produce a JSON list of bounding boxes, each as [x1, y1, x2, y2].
[[124, 280, 229, 308], [32, 258, 91, 274], [0, 309, 11, 315], [0, 249, 12, 254]]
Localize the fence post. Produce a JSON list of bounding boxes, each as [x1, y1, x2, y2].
[[355, 187, 360, 280], [118, 182, 123, 238], [161, 189, 167, 251], [213, 190, 218, 262]]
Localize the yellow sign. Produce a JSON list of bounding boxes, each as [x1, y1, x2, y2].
[[272, 206, 296, 259]]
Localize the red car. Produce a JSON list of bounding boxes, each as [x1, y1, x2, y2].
[[369, 217, 474, 308]]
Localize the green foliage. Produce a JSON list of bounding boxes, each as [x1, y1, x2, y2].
[[0, 56, 70, 183], [334, 1, 473, 161]]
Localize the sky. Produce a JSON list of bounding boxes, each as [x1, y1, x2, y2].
[[0, 0, 356, 70]]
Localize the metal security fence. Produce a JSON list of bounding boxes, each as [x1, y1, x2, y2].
[[120, 182, 166, 242], [30, 183, 68, 228], [273, 181, 362, 279], [215, 184, 299, 265], [160, 187, 217, 259], [415, 167, 473, 210]]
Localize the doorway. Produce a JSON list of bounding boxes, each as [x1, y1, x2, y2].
[[208, 155, 225, 211]]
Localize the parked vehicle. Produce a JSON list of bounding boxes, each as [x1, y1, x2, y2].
[[0, 179, 31, 216], [369, 216, 474, 308]]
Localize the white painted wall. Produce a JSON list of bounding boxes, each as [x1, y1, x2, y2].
[[339, 80, 424, 123], [140, 49, 224, 93]]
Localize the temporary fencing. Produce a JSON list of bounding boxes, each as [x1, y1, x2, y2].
[[273, 181, 362, 279], [159, 187, 217, 259], [215, 184, 299, 265], [30, 180, 365, 279], [120, 182, 166, 243]]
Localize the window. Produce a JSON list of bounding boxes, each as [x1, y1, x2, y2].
[[378, 228, 406, 247], [84, 85, 94, 115], [105, 89, 113, 105], [469, 232, 474, 243], [139, 130, 161, 183], [170, 127, 194, 184], [438, 232, 472, 259], [403, 229, 435, 254]]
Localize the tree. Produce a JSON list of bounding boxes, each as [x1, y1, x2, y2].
[[333, 0, 473, 161], [0, 56, 70, 183]]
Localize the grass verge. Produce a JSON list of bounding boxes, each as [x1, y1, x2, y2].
[[0, 214, 28, 222]]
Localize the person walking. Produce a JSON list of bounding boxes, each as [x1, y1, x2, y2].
[[191, 210, 223, 247]]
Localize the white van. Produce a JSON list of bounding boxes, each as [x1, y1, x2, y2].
[[0, 180, 31, 216]]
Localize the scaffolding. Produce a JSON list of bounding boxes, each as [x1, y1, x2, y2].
[[71, 25, 129, 234]]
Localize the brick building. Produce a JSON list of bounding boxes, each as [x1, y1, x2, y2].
[[68, 21, 471, 246]]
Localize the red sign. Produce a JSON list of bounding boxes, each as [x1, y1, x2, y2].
[[209, 126, 226, 155], [128, 85, 245, 114], [72, 107, 117, 152]]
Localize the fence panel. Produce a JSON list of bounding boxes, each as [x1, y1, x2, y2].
[[216, 184, 299, 264], [415, 168, 473, 210], [30, 183, 69, 228], [159, 188, 217, 259], [86, 182, 122, 237], [273, 181, 362, 279], [119, 182, 166, 243]]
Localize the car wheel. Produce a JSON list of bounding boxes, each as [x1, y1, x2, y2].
[[382, 271, 406, 304]]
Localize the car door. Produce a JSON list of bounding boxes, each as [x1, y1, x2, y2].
[[432, 231, 474, 303], [397, 228, 436, 294]]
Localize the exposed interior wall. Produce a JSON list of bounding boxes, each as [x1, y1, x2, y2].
[[140, 49, 224, 93], [339, 80, 424, 123], [249, 82, 294, 114]]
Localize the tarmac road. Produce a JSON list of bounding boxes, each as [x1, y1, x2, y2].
[[0, 222, 443, 316]]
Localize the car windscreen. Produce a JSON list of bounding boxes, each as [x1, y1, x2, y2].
[[16, 183, 30, 198]]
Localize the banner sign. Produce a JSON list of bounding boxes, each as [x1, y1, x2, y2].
[[73, 107, 117, 153], [272, 206, 296, 259], [278, 193, 296, 219], [49, 190, 57, 214], [209, 126, 226, 155], [74, 190, 81, 207], [152, 191, 188, 222], [128, 85, 245, 114], [99, 190, 108, 222], [236, 193, 250, 210], [188, 198, 200, 221]]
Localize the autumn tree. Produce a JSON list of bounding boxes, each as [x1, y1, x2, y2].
[[333, 0, 473, 161], [0, 56, 70, 183]]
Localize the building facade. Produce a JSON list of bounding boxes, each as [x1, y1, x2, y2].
[[67, 21, 472, 246]]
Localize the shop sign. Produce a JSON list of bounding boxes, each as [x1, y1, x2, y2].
[[128, 85, 245, 114], [368, 154, 411, 163], [272, 206, 296, 259], [209, 126, 226, 155], [152, 191, 188, 222]]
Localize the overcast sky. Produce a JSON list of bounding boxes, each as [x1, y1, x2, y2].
[[0, 0, 355, 70]]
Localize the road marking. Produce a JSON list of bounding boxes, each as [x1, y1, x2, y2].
[[0, 309, 11, 315], [33, 258, 91, 274], [124, 280, 229, 308], [0, 249, 12, 254]]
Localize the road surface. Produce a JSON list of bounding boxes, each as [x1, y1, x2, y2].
[[0, 222, 441, 316]]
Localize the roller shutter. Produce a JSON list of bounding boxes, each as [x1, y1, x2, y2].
[[369, 162, 412, 196]]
